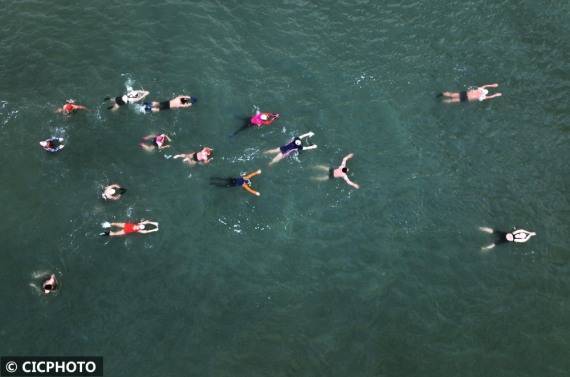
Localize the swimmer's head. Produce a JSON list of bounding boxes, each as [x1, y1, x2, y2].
[[138, 223, 146, 230], [261, 114, 268, 121], [342, 167, 348, 173], [506, 233, 514, 242], [294, 139, 302, 146]]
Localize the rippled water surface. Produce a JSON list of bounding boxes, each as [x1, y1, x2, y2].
[[0, 1, 569, 376]]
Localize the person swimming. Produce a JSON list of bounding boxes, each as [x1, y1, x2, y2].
[[140, 134, 171, 152], [141, 95, 197, 113], [210, 169, 262, 196], [264, 132, 317, 166], [56, 99, 88, 114], [231, 111, 280, 136], [479, 227, 536, 251], [42, 274, 58, 295], [39, 137, 64, 153], [100, 220, 159, 236], [439, 83, 502, 103], [312, 153, 360, 189], [173, 147, 214, 166], [102, 184, 127, 201], [105, 90, 150, 111]]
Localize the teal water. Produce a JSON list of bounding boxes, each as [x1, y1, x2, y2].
[[0, 0, 569, 376]]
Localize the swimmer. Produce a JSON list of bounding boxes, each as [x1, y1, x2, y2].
[[479, 227, 536, 251], [313, 153, 360, 189], [102, 184, 127, 201], [56, 99, 88, 114], [210, 169, 262, 196], [141, 95, 197, 113], [105, 90, 150, 111], [100, 220, 159, 236], [173, 147, 214, 166], [39, 137, 64, 153], [232, 111, 280, 136], [439, 83, 502, 103], [42, 274, 58, 295], [264, 132, 317, 166], [140, 134, 172, 152]]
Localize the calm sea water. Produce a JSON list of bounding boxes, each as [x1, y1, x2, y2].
[[0, 0, 569, 376]]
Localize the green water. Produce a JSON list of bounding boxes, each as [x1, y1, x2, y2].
[[0, 0, 569, 376]]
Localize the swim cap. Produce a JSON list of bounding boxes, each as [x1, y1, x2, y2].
[[261, 114, 268, 121], [294, 139, 302, 146], [155, 135, 166, 146], [138, 224, 146, 230]]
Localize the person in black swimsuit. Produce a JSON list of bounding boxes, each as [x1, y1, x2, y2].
[[173, 147, 214, 166], [479, 227, 536, 251], [141, 95, 197, 113]]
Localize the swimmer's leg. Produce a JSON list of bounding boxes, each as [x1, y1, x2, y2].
[[140, 143, 156, 152], [210, 177, 233, 187], [313, 165, 330, 171], [481, 243, 496, 252], [263, 148, 280, 155], [269, 154, 284, 166], [479, 227, 494, 234]]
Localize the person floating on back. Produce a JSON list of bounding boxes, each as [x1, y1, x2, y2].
[[100, 220, 159, 236], [439, 83, 502, 103], [313, 153, 360, 189], [102, 184, 127, 201], [105, 90, 150, 111], [264, 132, 317, 166], [56, 99, 88, 114], [232, 111, 280, 136], [173, 147, 214, 166], [141, 95, 197, 113], [479, 227, 536, 251], [39, 137, 65, 153], [140, 134, 172, 152], [210, 169, 262, 196]]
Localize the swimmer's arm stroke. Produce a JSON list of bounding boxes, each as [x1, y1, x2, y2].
[[482, 93, 502, 100], [341, 153, 354, 168], [242, 184, 260, 196], [303, 144, 318, 150], [244, 169, 262, 179], [299, 132, 315, 139], [343, 175, 360, 189]]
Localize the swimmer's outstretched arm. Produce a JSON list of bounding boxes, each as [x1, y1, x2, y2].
[[244, 169, 262, 179], [343, 175, 360, 189], [482, 93, 502, 100], [141, 134, 156, 141], [481, 83, 499, 88], [304, 144, 318, 150], [340, 153, 354, 168], [299, 132, 315, 139], [242, 184, 260, 196], [512, 229, 536, 243], [139, 228, 159, 234]]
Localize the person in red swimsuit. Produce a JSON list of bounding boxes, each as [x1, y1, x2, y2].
[[100, 220, 159, 236], [56, 99, 88, 114]]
